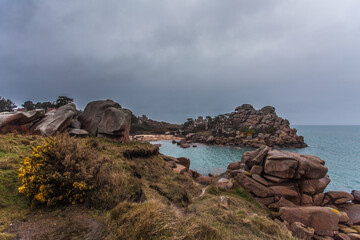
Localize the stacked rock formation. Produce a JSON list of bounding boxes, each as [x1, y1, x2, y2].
[[0, 100, 131, 143], [226, 146, 360, 239], [33, 103, 77, 136], [182, 104, 307, 148], [78, 100, 131, 143]]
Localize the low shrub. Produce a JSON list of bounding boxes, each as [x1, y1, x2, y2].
[[18, 134, 145, 209], [18, 134, 104, 207], [239, 126, 256, 136], [122, 143, 159, 158]]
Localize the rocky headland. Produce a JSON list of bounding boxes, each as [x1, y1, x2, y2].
[[168, 145, 360, 240], [130, 114, 181, 135], [180, 104, 307, 148], [1, 100, 359, 239]]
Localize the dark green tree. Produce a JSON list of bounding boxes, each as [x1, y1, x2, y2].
[[55, 96, 73, 108], [22, 101, 35, 111], [34, 101, 56, 112], [0, 97, 17, 112], [183, 118, 194, 128]]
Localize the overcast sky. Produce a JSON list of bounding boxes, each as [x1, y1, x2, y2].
[[1, 0, 360, 124]]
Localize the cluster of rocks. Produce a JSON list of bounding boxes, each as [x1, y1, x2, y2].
[[182, 104, 307, 148], [171, 139, 197, 149], [224, 146, 360, 239], [160, 154, 222, 187], [0, 100, 131, 143]]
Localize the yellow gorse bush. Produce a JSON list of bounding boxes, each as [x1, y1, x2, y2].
[[18, 134, 100, 207]]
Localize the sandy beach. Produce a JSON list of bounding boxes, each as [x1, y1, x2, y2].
[[131, 134, 184, 142]]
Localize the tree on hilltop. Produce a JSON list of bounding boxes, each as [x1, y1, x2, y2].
[[35, 101, 55, 111], [0, 97, 17, 112], [55, 96, 73, 108], [22, 101, 35, 111]]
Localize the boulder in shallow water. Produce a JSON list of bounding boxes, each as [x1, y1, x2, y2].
[[322, 191, 354, 205]]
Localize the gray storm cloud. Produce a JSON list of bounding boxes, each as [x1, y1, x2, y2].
[[1, 0, 360, 124]]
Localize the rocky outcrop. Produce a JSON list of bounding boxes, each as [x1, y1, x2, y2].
[[0, 105, 77, 136], [32, 103, 77, 136], [78, 100, 131, 143], [0, 109, 45, 134], [182, 104, 306, 148], [224, 146, 360, 239], [131, 114, 181, 135], [230, 146, 331, 206], [279, 207, 340, 237], [0, 99, 132, 143]]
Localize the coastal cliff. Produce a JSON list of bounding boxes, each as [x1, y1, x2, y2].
[[181, 104, 307, 148]]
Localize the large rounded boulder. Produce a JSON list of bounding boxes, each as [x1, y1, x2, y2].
[[279, 206, 340, 237], [79, 100, 131, 143]]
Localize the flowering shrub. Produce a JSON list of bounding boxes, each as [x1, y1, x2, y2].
[[18, 134, 102, 206]]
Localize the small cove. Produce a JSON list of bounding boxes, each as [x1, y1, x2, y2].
[[153, 125, 360, 192]]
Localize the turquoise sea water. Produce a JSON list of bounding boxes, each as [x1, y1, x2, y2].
[[152, 126, 360, 192]]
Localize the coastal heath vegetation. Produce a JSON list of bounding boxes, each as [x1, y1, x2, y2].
[[17, 134, 101, 206], [17, 133, 144, 209], [0, 133, 295, 239]]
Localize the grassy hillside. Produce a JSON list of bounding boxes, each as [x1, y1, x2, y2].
[[0, 133, 295, 240]]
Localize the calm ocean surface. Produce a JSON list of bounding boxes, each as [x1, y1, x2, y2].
[[152, 126, 360, 192]]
